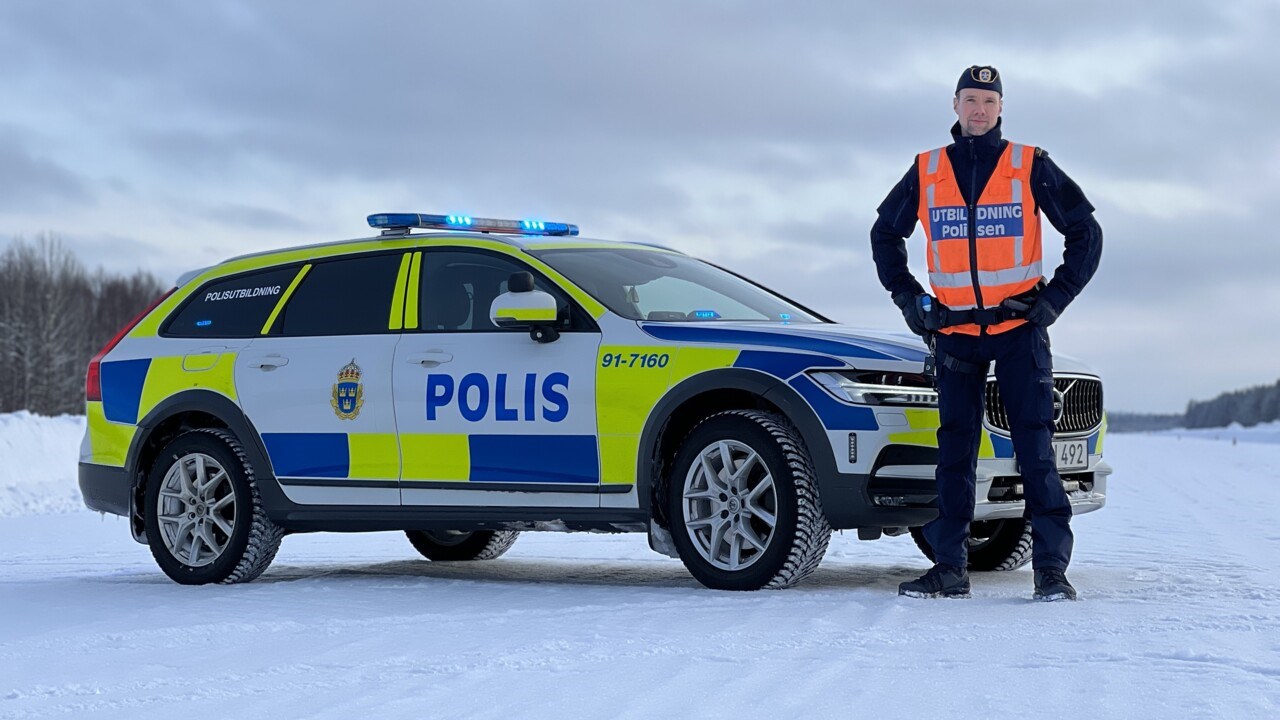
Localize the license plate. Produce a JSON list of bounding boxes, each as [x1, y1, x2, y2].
[[1053, 439, 1088, 471]]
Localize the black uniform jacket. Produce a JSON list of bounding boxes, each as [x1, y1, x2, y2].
[[870, 119, 1102, 314]]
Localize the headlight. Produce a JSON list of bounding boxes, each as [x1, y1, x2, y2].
[[808, 370, 938, 407]]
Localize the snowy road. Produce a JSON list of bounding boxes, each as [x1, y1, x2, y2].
[[2, 424, 1278, 719]]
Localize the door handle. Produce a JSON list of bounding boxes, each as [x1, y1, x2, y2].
[[246, 354, 290, 369], [407, 351, 453, 367]]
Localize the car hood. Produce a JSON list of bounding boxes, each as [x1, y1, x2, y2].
[[639, 321, 930, 373], [638, 321, 1099, 377]]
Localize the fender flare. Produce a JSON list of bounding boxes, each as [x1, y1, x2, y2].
[[636, 368, 838, 521], [127, 391, 288, 511]]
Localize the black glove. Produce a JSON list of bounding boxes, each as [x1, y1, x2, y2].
[[893, 292, 930, 336], [1026, 297, 1061, 327]]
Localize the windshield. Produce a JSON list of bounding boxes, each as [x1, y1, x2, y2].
[[531, 247, 825, 323]]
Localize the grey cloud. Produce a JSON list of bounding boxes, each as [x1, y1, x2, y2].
[[133, 129, 249, 179], [4, 231, 165, 277], [0, 3, 958, 183], [0, 133, 93, 211], [200, 204, 309, 231]]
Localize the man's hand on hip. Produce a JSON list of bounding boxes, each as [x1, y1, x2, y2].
[[893, 292, 934, 336], [1026, 297, 1061, 327]]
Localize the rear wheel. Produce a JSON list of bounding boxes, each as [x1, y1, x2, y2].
[[666, 410, 831, 591], [406, 530, 520, 561], [144, 428, 283, 585], [909, 518, 1033, 572]]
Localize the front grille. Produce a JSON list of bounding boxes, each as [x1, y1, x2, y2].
[[984, 376, 1103, 435]]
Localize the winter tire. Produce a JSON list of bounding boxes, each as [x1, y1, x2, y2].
[[144, 428, 283, 585], [666, 409, 831, 591], [406, 530, 520, 561], [909, 518, 1033, 572]]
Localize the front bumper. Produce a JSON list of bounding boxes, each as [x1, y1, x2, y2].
[[868, 456, 1112, 521], [814, 394, 1110, 527], [79, 462, 132, 517]]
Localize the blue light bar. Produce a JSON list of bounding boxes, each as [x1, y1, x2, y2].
[[368, 213, 579, 236]]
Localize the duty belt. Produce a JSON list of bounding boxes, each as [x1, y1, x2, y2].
[[938, 300, 1029, 329], [922, 289, 1042, 383], [936, 282, 1043, 329]]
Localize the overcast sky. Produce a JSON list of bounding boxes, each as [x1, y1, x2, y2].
[[1, 1, 1274, 413]]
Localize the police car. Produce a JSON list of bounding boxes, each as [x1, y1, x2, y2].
[[78, 213, 1112, 590]]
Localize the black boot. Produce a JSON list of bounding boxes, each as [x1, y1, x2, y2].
[[898, 563, 971, 598], [1033, 567, 1077, 601]]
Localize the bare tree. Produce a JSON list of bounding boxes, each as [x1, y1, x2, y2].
[[89, 267, 167, 357], [0, 235, 164, 415]]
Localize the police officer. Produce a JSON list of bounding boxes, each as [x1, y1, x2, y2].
[[870, 65, 1102, 600]]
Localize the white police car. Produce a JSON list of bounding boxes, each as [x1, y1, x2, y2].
[[78, 213, 1112, 589]]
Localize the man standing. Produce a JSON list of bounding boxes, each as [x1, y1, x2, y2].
[[870, 66, 1102, 600]]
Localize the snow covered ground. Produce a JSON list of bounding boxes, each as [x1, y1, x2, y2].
[[1, 414, 1277, 719]]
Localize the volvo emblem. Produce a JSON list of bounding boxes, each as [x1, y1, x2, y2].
[[1052, 388, 1066, 424]]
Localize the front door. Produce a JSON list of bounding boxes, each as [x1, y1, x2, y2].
[[393, 247, 602, 508]]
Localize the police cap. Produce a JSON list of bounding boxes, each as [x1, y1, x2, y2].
[[956, 65, 1002, 96]]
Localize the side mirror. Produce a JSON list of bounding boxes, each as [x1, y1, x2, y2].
[[490, 272, 560, 343]]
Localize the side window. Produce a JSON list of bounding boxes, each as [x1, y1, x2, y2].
[[165, 266, 300, 338], [420, 249, 588, 332], [277, 253, 403, 336]]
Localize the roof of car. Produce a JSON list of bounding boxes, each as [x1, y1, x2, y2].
[[222, 231, 679, 266], [175, 232, 682, 288]]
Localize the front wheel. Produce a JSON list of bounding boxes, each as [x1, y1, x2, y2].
[[144, 428, 283, 585], [406, 530, 520, 561], [909, 518, 1032, 572], [666, 410, 831, 591]]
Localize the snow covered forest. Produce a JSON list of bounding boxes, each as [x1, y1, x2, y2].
[[0, 237, 164, 415], [1110, 379, 1280, 432], [1183, 380, 1280, 428]]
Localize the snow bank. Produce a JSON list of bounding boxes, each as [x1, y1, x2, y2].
[[0, 411, 86, 517]]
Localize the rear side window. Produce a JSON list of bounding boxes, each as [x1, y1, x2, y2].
[[277, 253, 403, 336], [165, 266, 299, 338]]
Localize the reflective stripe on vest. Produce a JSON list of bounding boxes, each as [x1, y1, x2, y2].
[[917, 141, 1043, 335]]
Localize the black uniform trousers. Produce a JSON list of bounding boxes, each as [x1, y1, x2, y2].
[[923, 322, 1074, 571]]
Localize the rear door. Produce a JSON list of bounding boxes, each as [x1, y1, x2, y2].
[[393, 247, 602, 508], [236, 251, 408, 506]]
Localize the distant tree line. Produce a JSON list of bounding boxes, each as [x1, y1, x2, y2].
[[1107, 412, 1184, 433], [0, 235, 166, 415], [1184, 379, 1280, 429], [1110, 379, 1280, 432]]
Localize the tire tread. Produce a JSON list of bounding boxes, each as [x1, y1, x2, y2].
[[406, 530, 520, 561], [909, 519, 1033, 572], [194, 428, 284, 584], [678, 409, 832, 590]]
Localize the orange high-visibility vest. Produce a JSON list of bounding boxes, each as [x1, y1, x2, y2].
[[916, 142, 1043, 335]]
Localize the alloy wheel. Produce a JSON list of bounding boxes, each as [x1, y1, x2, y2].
[[156, 452, 236, 567], [681, 439, 778, 572]]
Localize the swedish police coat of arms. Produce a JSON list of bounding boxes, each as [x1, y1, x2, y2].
[[331, 359, 364, 420]]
